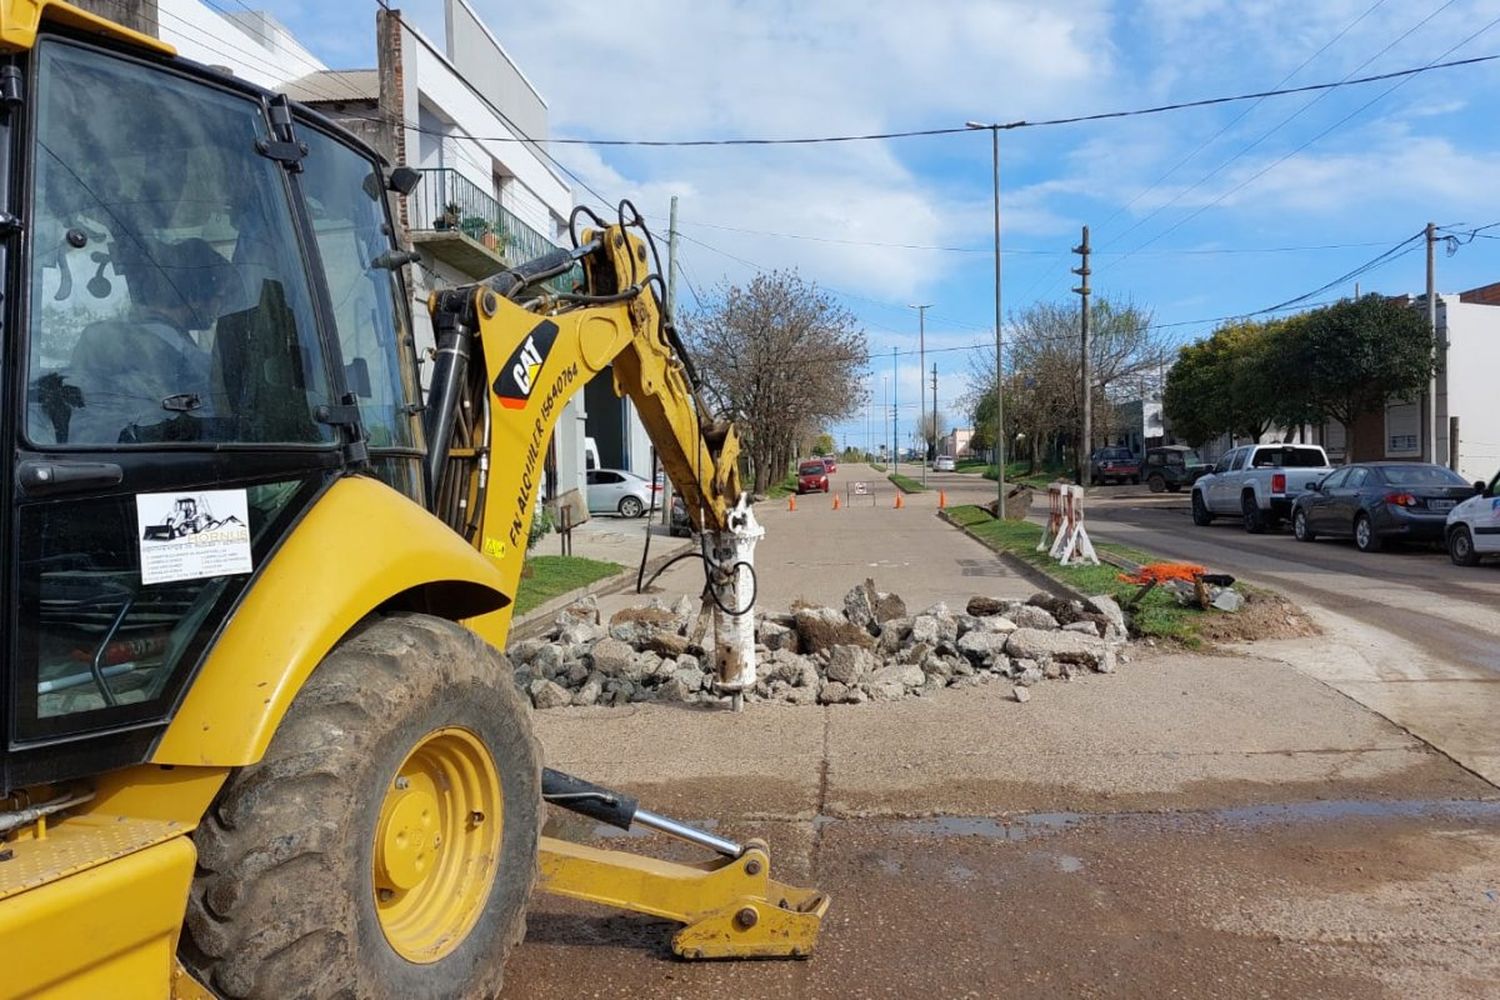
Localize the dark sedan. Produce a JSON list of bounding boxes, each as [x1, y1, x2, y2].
[[1292, 462, 1481, 552]]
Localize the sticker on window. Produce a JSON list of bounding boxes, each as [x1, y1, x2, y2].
[[136, 489, 253, 585]]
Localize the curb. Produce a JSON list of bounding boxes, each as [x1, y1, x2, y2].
[[936, 509, 1090, 603], [507, 536, 697, 643], [886, 474, 928, 495]]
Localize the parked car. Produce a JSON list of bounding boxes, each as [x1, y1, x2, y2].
[[585, 468, 659, 518], [668, 494, 694, 537], [821, 456, 838, 474], [1142, 445, 1207, 493], [1192, 443, 1333, 533], [1445, 468, 1500, 565], [1291, 462, 1480, 552], [1089, 447, 1140, 485], [934, 455, 956, 472], [797, 460, 830, 494]]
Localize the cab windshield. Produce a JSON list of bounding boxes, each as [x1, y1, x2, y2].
[[26, 41, 333, 447]]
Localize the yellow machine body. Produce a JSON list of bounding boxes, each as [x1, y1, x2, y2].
[[0, 5, 822, 994]]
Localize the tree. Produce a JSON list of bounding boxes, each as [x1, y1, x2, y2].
[[966, 297, 1167, 471], [918, 410, 945, 461], [682, 271, 868, 493], [1276, 294, 1434, 457], [1163, 319, 1281, 446], [811, 432, 836, 456]]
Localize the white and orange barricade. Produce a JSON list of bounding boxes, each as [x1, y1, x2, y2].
[[1037, 483, 1098, 566]]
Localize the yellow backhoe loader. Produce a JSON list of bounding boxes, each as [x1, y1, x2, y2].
[[0, 3, 826, 996]]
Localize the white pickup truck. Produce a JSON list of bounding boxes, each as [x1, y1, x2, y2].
[[1191, 443, 1334, 533]]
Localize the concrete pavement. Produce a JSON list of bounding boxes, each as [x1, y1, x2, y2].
[[592, 462, 1035, 620], [501, 462, 1500, 998], [1076, 489, 1500, 786]]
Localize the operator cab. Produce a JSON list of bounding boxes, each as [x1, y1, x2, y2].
[[3, 28, 423, 789]]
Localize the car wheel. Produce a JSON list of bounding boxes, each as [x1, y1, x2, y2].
[[1241, 493, 1266, 534], [1293, 508, 1317, 542], [618, 496, 644, 519], [1147, 475, 1165, 494], [1353, 513, 1382, 552], [1448, 525, 1480, 566], [1191, 491, 1213, 526]]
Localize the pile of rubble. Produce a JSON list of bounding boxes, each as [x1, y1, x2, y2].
[[510, 579, 1132, 710]]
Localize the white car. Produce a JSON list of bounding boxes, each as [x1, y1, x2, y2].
[[585, 468, 658, 518], [934, 455, 956, 472], [1445, 469, 1500, 565]]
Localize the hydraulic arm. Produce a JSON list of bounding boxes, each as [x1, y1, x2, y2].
[[422, 206, 823, 958]]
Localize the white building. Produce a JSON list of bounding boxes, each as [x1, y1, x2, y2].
[[156, 0, 655, 504]]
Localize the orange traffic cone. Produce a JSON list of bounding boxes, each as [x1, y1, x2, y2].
[[894, 493, 905, 510], [788, 495, 796, 511], [938, 490, 947, 509], [833, 494, 842, 510]]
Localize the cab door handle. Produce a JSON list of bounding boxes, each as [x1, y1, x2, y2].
[[18, 460, 124, 497]]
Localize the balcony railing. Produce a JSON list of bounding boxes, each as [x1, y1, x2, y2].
[[407, 167, 570, 283]]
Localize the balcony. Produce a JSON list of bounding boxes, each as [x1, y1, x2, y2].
[[406, 167, 570, 286]]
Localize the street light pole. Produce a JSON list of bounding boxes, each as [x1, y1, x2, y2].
[[966, 121, 1005, 512], [882, 374, 889, 465], [909, 303, 932, 485]]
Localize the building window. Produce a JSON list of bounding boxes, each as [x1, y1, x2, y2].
[[1385, 401, 1420, 457]]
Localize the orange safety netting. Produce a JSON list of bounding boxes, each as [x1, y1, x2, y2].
[[1117, 562, 1207, 586]]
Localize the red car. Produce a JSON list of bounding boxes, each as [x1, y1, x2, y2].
[[797, 460, 830, 494], [821, 456, 837, 473]]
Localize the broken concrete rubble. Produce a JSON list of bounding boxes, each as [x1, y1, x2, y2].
[[508, 582, 1135, 710]]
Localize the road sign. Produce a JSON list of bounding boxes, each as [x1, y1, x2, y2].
[[853, 481, 868, 495]]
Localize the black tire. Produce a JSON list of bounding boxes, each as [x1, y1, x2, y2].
[[1354, 513, 1383, 553], [1293, 508, 1317, 542], [1449, 525, 1480, 566], [184, 613, 542, 1000], [1167, 483, 1182, 493], [1241, 493, 1266, 534], [1191, 490, 1213, 526], [618, 495, 645, 518], [1147, 475, 1166, 494]]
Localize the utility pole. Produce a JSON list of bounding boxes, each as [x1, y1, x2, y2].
[[965, 121, 1005, 510], [1425, 221, 1439, 465], [1073, 225, 1092, 486], [931, 363, 939, 461], [660, 195, 680, 526], [892, 346, 899, 476], [909, 304, 932, 484], [882, 375, 889, 463]]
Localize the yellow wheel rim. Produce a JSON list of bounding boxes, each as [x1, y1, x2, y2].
[[373, 727, 503, 963]]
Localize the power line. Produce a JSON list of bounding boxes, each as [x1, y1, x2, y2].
[[1115, 12, 1500, 263], [319, 50, 1500, 147]]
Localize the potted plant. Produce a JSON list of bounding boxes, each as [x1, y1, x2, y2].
[[459, 215, 488, 242], [435, 201, 460, 230]]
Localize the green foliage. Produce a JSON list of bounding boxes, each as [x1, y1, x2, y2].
[[1278, 295, 1434, 438], [513, 556, 622, 616], [1163, 319, 1282, 446], [1165, 296, 1433, 453], [766, 472, 799, 498], [945, 506, 1213, 647], [887, 473, 927, 493], [812, 432, 836, 456], [527, 506, 554, 551]]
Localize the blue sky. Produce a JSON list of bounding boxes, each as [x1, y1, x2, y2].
[[256, 0, 1500, 451]]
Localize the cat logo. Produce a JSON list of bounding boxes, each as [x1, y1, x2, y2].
[[493, 319, 559, 409]]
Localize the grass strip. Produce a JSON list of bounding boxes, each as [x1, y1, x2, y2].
[[888, 473, 928, 493], [514, 555, 623, 616], [946, 505, 1216, 647], [766, 473, 799, 499]]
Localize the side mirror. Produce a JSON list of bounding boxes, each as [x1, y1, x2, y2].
[[387, 166, 422, 196], [1478, 481, 1490, 496]]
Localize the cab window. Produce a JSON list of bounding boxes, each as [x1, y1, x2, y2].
[[26, 41, 332, 448], [296, 127, 423, 499]]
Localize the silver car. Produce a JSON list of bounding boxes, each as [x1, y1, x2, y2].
[[585, 468, 658, 518]]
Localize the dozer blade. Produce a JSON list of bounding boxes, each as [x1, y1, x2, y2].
[[536, 768, 828, 959]]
